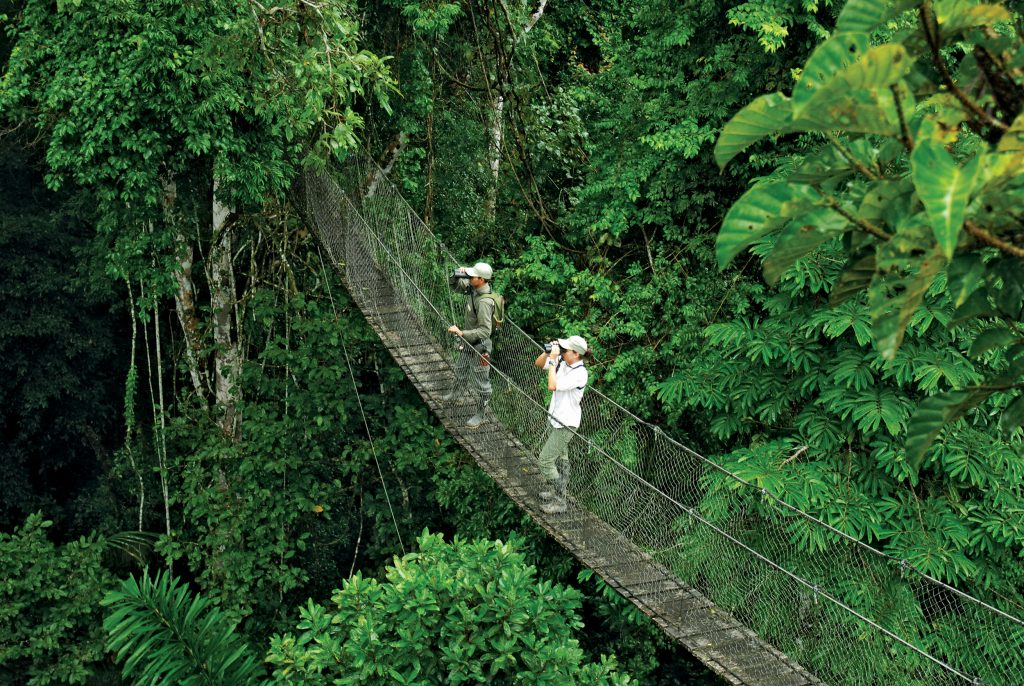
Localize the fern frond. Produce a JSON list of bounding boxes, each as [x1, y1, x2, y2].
[[101, 569, 265, 686]]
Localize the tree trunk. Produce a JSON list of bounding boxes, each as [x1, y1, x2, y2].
[[162, 178, 209, 400], [210, 181, 240, 439], [484, 92, 504, 223]]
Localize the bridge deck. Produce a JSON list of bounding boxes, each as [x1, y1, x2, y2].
[[343, 272, 824, 686]]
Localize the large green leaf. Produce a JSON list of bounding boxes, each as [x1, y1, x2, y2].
[[905, 389, 991, 471], [793, 33, 871, 113], [993, 257, 1024, 318], [830, 254, 876, 305], [789, 139, 876, 183], [793, 90, 901, 137], [715, 93, 794, 170], [717, 183, 819, 268], [999, 395, 1024, 435], [950, 288, 998, 324], [804, 45, 913, 114], [936, 0, 1012, 37], [968, 327, 1019, 357], [764, 208, 850, 284], [836, 0, 918, 32], [910, 139, 979, 259], [945, 254, 986, 307], [998, 114, 1024, 151], [870, 225, 946, 359]]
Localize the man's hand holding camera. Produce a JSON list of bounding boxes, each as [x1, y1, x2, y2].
[[547, 341, 560, 360]]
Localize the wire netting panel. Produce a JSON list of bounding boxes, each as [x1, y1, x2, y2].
[[300, 158, 1024, 686]]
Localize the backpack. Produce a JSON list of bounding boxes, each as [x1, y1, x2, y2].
[[476, 293, 506, 332]]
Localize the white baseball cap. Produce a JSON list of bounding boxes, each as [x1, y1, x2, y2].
[[464, 262, 493, 280], [557, 335, 588, 355]]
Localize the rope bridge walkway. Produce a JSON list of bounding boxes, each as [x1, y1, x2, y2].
[[299, 158, 1024, 686]]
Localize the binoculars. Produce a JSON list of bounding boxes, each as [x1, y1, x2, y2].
[[543, 342, 557, 353], [450, 268, 469, 279]]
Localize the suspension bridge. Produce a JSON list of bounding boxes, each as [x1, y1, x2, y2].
[[299, 157, 1024, 686]]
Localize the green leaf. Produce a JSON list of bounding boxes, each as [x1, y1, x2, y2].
[[951, 288, 997, 324], [828, 44, 913, 95], [794, 90, 901, 136], [763, 209, 849, 284], [905, 389, 990, 471], [830, 254, 876, 305], [945, 254, 986, 307], [910, 140, 979, 259], [993, 258, 1024, 319], [836, 0, 917, 32], [999, 395, 1024, 435], [997, 114, 1024, 152], [937, 1, 1012, 37], [717, 183, 819, 268], [870, 225, 946, 359], [968, 327, 1018, 357], [715, 93, 794, 170], [793, 33, 872, 113]]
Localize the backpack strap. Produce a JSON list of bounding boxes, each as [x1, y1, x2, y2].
[[478, 293, 505, 327]]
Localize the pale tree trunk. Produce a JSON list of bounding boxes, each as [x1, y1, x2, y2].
[[161, 178, 209, 400], [484, 93, 504, 223], [483, 0, 546, 223], [210, 181, 240, 439], [366, 132, 408, 199]]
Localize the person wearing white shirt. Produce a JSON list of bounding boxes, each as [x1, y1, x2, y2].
[[532, 335, 589, 514]]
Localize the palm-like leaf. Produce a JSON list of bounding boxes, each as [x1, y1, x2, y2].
[[102, 570, 265, 686]]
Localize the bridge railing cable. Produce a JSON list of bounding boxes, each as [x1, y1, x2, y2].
[[301, 157, 1024, 686]]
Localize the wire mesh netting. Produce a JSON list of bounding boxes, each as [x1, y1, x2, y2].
[[300, 157, 1024, 686]]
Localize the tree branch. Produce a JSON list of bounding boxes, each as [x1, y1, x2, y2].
[[819, 192, 893, 241], [964, 219, 1024, 259], [826, 132, 879, 180], [920, 2, 1008, 132], [890, 84, 914, 152]]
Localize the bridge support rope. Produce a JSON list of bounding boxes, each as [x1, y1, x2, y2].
[[299, 159, 1023, 686]]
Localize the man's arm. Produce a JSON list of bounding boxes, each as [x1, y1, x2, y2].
[[460, 298, 494, 343]]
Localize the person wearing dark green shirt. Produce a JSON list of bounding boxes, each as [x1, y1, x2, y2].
[[444, 262, 496, 428]]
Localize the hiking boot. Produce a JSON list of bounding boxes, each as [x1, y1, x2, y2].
[[465, 398, 488, 428], [541, 498, 567, 514]]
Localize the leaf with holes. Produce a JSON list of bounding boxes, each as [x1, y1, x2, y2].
[[715, 93, 794, 170], [911, 139, 980, 259], [793, 33, 872, 113], [836, 0, 918, 32], [717, 183, 820, 269]]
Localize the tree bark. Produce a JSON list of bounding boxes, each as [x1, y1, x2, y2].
[[162, 178, 209, 400], [210, 181, 240, 439]]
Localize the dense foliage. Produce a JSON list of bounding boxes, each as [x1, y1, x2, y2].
[[2, 0, 1023, 683], [267, 532, 628, 685]]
